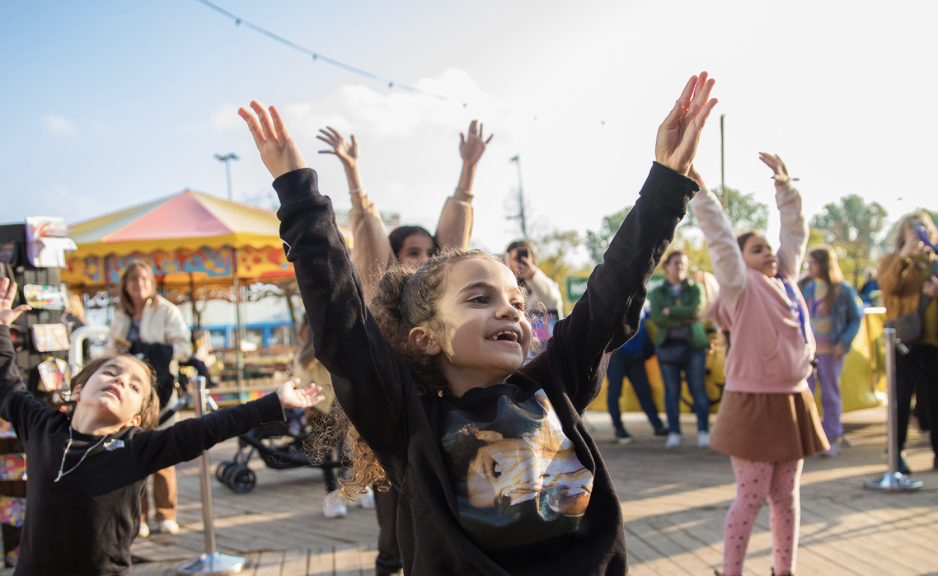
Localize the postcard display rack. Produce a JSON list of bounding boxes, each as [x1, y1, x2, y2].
[[0, 221, 75, 567]]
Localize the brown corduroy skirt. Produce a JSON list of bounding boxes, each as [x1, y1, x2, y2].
[[709, 388, 829, 462]]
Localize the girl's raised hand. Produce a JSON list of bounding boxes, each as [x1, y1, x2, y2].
[[317, 127, 359, 169], [758, 153, 790, 185], [459, 120, 493, 166], [655, 73, 718, 176], [239, 102, 308, 180], [0, 279, 30, 327], [276, 378, 326, 409]]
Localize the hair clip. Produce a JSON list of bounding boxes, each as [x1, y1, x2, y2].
[[437, 389, 443, 397]]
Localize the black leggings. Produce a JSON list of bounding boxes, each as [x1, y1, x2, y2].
[[896, 344, 938, 457]]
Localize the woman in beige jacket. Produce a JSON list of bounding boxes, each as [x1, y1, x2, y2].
[[106, 260, 191, 537]]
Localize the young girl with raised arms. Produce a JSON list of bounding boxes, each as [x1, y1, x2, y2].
[[689, 156, 828, 576], [0, 278, 324, 576], [239, 72, 718, 575]]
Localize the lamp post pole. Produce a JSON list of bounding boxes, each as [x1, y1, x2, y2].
[[509, 155, 528, 240], [214, 153, 239, 201]]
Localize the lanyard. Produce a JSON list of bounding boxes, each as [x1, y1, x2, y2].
[[782, 281, 808, 343]]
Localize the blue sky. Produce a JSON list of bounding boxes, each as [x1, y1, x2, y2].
[[4, 0, 937, 258]]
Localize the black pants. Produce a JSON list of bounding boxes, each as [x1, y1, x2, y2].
[[896, 344, 938, 458], [374, 484, 402, 576]]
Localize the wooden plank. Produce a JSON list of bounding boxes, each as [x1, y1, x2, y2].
[[307, 547, 333, 576], [333, 544, 367, 576], [281, 549, 309, 576], [254, 549, 285, 576]]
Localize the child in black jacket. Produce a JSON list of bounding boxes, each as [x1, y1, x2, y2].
[[0, 278, 323, 576], [240, 72, 717, 575]]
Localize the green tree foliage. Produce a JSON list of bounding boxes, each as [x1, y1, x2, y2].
[[585, 207, 631, 265], [529, 229, 585, 316], [809, 194, 888, 287]]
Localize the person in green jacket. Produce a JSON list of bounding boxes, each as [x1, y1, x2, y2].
[[648, 250, 711, 448]]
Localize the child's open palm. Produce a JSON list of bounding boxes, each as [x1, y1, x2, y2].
[[655, 72, 718, 176], [459, 120, 493, 166], [759, 153, 791, 185], [239, 102, 308, 180], [317, 127, 359, 169], [0, 279, 30, 327], [276, 378, 326, 409]]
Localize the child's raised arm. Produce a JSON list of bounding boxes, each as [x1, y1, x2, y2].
[[132, 378, 324, 478], [239, 102, 411, 473], [0, 279, 41, 440], [318, 127, 394, 298], [689, 165, 748, 308], [524, 74, 716, 411], [760, 153, 808, 280], [436, 120, 493, 249]]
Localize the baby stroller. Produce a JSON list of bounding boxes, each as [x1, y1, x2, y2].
[[215, 408, 345, 494]]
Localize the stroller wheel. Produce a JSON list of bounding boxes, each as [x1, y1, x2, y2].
[[226, 465, 256, 494], [215, 461, 235, 483]]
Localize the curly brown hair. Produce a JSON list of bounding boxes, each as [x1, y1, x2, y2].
[[322, 248, 516, 499], [58, 356, 161, 430]]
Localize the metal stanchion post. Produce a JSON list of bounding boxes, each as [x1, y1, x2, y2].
[[178, 377, 245, 575], [864, 328, 923, 492]]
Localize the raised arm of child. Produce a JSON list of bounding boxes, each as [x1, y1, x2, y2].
[[132, 377, 323, 478], [0, 279, 35, 438], [436, 120, 493, 249], [688, 165, 748, 308], [240, 102, 410, 472], [522, 73, 717, 412], [318, 127, 393, 297], [760, 153, 808, 281]]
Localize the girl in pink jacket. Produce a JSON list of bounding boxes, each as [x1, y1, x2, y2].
[[690, 155, 827, 576]]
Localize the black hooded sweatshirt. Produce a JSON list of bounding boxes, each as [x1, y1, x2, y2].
[[274, 162, 697, 576]]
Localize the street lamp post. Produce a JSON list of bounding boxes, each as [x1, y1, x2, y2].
[[214, 153, 239, 201]]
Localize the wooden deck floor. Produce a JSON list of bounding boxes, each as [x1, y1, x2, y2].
[[130, 406, 938, 575]]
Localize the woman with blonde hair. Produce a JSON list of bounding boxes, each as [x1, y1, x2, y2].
[[878, 210, 938, 473], [105, 259, 191, 537], [800, 245, 862, 457]]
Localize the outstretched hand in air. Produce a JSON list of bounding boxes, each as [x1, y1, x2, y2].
[[0, 279, 30, 327], [317, 127, 359, 170], [239, 102, 307, 180], [655, 72, 718, 176], [459, 120, 493, 167], [276, 378, 326, 410], [759, 153, 791, 185]]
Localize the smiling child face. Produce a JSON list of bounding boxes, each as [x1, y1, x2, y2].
[[432, 257, 533, 386], [73, 357, 151, 429]]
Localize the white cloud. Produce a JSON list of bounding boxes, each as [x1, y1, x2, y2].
[[41, 114, 78, 136]]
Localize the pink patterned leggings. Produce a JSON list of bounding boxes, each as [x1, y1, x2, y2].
[[722, 457, 803, 576]]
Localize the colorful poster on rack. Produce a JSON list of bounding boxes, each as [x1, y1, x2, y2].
[[0, 455, 26, 481], [0, 497, 26, 527], [23, 284, 69, 310], [37, 358, 69, 392], [31, 324, 69, 352]]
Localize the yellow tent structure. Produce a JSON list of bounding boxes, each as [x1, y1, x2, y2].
[[63, 189, 351, 289]]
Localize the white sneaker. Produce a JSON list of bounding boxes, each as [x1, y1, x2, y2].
[[353, 486, 376, 509], [158, 519, 179, 534], [697, 431, 710, 448], [138, 522, 150, 538], [323, 493, 349, 518], [820, 439, 841, 458], [665, 433, 681, 448]]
